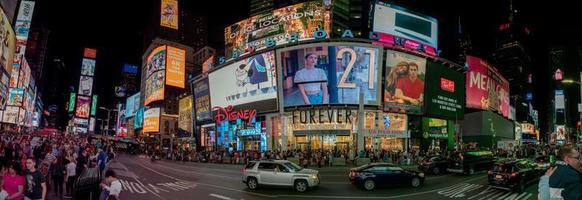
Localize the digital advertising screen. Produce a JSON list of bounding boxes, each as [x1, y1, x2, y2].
[[160, 0, 178, 29], [75, 95, 91, 118], [7, 88, 24, 106], [179, 96, 193, 134], [123, 63, 138, 74], [280, 44, 381, 107], [89, 117, 96, 132], [81, 58, 96, 76], [68, 93, 76, 112], [143, 107, 160, 133], [224, 1, 331, 58], [373, 2, 438, 53], [84, 48, 97, 59], [146, 46, 166, 78], [424, 61, 464, 119], [125, 92, 140, 118], [78, 76, 93, 96], [145, 70, 165, 106], [194, 78, 211, 121], [17, 108, 24, 126], [0, 8, 16, 75], [90, 95, 98, 116], [466, 56, 510, 117], [383, 50, 426, 113], [209, 51, 277, 111], [17, 60, 30, 88], [0, 0, 17, 23], [203, 56, 214, 73], [135, 107, 144, 129], [9, 64, 19, 88], [379, 113, 408, 136], [166, 46, 186, 88], [2, 106, 19, 124]]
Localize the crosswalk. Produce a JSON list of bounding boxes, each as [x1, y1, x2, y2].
[[436, 183, 534, 200]]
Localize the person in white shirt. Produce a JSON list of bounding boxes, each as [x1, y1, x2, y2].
[[100, 170, 121, 200], [64, 158, 77, 198], [0, 177, 9, 200], [293, 53, 328, 105]]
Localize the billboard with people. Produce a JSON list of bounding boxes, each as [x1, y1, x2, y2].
[[383, 50, 426, 113], [280, 43, 381, 107]]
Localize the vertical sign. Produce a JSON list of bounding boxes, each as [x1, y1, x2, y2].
[[160, 0, 179, 29], [91, 95, 98, 116], [68, 93, 76, 112]]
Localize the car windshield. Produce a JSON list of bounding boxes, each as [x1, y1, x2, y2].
[[245, 161, 257, 169], [284, 162, 302, 171]]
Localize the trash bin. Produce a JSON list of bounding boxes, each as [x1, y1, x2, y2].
[[73, 167, 101, 200]]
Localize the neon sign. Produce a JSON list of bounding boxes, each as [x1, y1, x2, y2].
[[213, 105, 257, 125]]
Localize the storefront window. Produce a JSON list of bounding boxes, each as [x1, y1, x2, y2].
[[216, 116, 267, 152]]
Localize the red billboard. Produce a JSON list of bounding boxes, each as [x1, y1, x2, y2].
[[466, 56, 510, 117]]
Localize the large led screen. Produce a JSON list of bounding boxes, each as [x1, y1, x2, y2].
[[281, 44, 381, 107], [224, 1, 331, 58], [209, 51, 277, 110], [2, 106, 19, 124], [81, 58, 96, 76], [194, 78, 211, 121], [7, 88, 24, 106], [179, 96, 192, 134], [466, 56, 510, 117], [0, 8, 16, 74], [383, 50, 426, 113], [143, 107, 160, 133], [146, 46, 166, 78], [75, 95, 91, 118], [145, 70, 165, 106], [135, 107, 144, 129], [160, 0, 178, 29], [166, 46, 185, 88], [373, 2, 438, 50], [424, 61, 464, 119], [78, 76, 93, 96], [125, 92, 140, 118]]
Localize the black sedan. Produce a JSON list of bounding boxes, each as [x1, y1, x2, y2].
[[349, 163, 425, 191], [487, 159, 542, 192], [419, 155, 449, 175]]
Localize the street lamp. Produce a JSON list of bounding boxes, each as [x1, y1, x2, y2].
[[99, 107, 117, 135]]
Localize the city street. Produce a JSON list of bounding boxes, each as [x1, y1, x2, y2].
[[112, 154, 538, 200]]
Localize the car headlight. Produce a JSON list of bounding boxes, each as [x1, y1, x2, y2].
[[310, 174, 318, 180], [418, 173, 425, 178]]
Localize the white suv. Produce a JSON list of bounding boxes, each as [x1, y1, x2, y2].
[[242, 160, 320, 192]]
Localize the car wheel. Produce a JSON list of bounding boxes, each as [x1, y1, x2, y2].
[[411, 177, 421, 188], [363, 179, 375, 191], [247, 177, 258, 190], [294, 180, 308, 193], [432, 167, 440, 175]]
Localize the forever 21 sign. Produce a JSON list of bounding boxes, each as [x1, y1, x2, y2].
[[291, 108, 355, 124]]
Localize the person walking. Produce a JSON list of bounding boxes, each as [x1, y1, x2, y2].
[[24, 158, 46, 200]]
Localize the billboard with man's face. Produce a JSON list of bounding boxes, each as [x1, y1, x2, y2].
[[383, 50, 426, 113], [280, 43, 381, 107], [224, 1, 331, 59]]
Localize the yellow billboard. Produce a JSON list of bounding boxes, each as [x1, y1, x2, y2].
[[143, 108, 160, 133], [0, 8, 16, 74], [178, 96, 192, 133], [160, 0, 178, 29], [166, 46, 185, 88]]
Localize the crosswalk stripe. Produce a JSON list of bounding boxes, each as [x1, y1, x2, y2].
[[496, 192, 513, 200], [518, 193, 532, 200], [443, 184, 481, 197], [513, 193, 528, 200], [487, 190, 507, 200], [478, 190, 504, 200], [438, 183, 470, 194]]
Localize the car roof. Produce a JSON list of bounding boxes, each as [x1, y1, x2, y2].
[[254, 159, 291, 164]]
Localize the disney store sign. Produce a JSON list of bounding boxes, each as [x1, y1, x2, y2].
[[213, 105, 257, 125]]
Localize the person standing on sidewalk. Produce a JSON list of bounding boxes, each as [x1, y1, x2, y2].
[[50, 157, 65, 199], [64, 157, 76, 199], [24, 158, 46, 200], [99, 170, 121, 200]]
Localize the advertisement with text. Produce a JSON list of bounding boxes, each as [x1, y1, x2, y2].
[[281, 44, 381, 107], [0, 8, 16, 74], [179, 96, 193, 135], [81, 58, 96, 76], [466, 56, 510, 117], [384, 50, 426, 113], [424, 61, 464, 119], [160, 0, 178, 29], [166, 46, 186, 88], [145, 70, 165, 106], [194, 78, 211, 121], [144, 107, 160, 133], [75, 95, 91, 118]]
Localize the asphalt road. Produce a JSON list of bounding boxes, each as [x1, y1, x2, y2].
[[109, 154, 538, 200]]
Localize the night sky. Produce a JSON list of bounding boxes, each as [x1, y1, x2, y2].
[[30, 0, 582, 132]]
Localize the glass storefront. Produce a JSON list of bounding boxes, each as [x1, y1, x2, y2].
[[293, 134, 351, 152], [216, 116, 267, 152], [365, 137, 404, 151]]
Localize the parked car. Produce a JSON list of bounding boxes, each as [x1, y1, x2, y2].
[[349, 163, 425, 191], [448, 149, 495, 175], [487, 159, 542, 192], [419, 155, 449, 175], [242, 160, 320, 192]]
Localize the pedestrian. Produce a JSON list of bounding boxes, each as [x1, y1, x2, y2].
[[538, 166, 557, 200], [64, 156, 77, 198], [0, 177, 9, 200], [548, 147, 582, 199], [24, 158, 47, 200], [97, 149, 108, 176], [99, 170, 121, 200], [3, 162, 25, 200], [50, 157, 66, 198]]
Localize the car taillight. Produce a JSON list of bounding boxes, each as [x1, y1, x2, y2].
[[511, 172, 518, 177], [350, 171, 359, 177], [425, 161, 433, 165]]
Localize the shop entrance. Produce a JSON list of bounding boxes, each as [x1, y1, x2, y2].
[[293, 130, 351, 152]]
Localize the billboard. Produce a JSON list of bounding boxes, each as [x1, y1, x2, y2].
[[556, 125, 566, 141], [378, 113, 408, 137], [83, 48, 97, 59], [166, 46, 185, 88], [373, 2, 438, 51], [224, 1, 331, 58], [81, 58, 96, 76], [135, 107, 144, 129], [17, 59, 30, 88], [145, 70, 165, 106], [555, 90, 565, 110], [160, 0, 178, 29], [203, 56, 214, 73], [78, 76, 93, 96], [7, 88, 24, 106], [125, 92, 140, 118], [75, 95, 91, 118], [2, 106, 19, 124], [17, 108, 24, 125], [0, 72, 7, 108], [383, 50, 426, 113], [0, 0, 17, 23], [424, 61, 464, 119], [466, 56, 510, 117], [0, 8, 16, 74], [179, 96, 193, 134], [143, 107, 160, 133], [8, 64, 18, 87], [209, 51, 277, 110], [123, 63, 138, 74], [68, 93, 76, 112], [32, 111, 39, 127], [280, 44, 381, 107], [90, 95, 98, 116], [194, 78, 211, 121], [89, 117, 96, 132], [146, 46, 166, 78]]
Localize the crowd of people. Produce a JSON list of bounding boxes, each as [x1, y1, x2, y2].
[[0, 134, 121, 200]]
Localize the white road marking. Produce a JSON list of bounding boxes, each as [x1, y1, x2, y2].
[[209, 194, 235, 200], [496, 192, 513, 200], [513, 192, 528, 200], [519, 193, 532, 200]]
